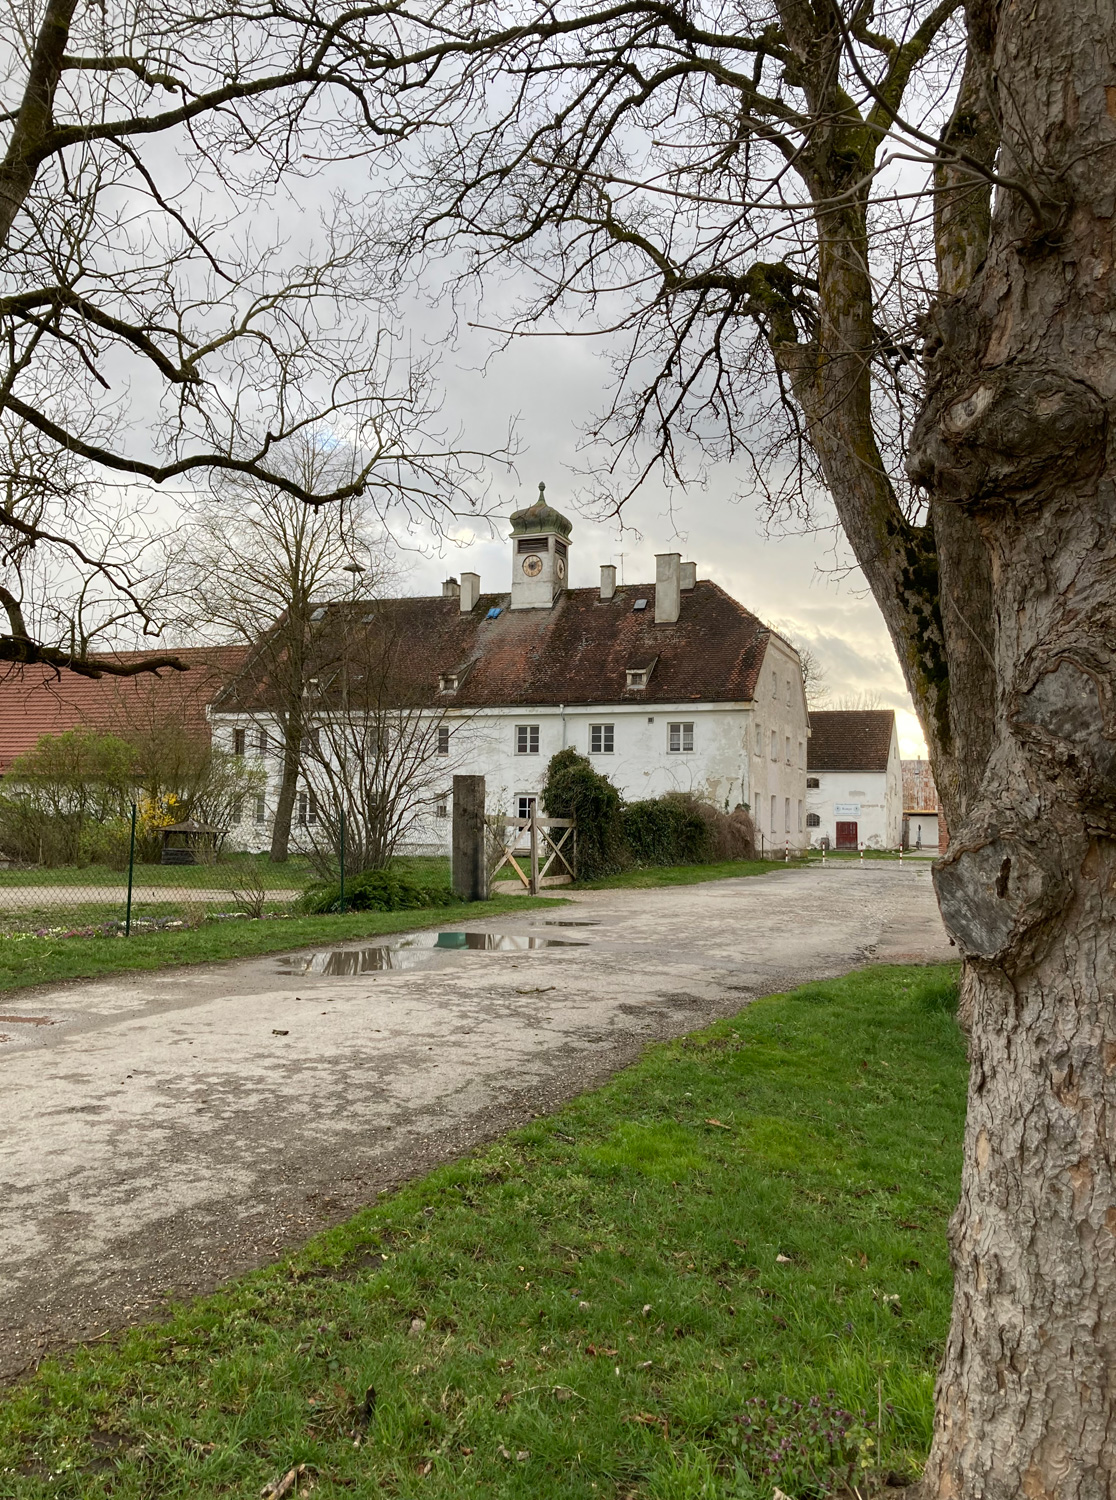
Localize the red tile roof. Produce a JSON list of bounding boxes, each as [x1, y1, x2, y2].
[[807, 710, 896, 772], [0, 646, 248, 772], [214, 582, 780, 713]]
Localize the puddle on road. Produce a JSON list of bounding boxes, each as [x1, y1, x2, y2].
[[277, 931, 589, 976]]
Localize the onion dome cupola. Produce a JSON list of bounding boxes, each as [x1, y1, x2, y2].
[[509, 483, 572, 610]]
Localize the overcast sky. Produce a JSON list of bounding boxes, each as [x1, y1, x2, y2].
[[388, 317, 930, 760]]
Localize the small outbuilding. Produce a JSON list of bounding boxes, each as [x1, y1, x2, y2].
[[159, 819, 224, 866], [805, 710, 902, 850]]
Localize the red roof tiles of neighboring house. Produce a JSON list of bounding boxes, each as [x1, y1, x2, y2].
[[0, 646, 249, 772], [212, 582, 779, 713], [807, 710, 896, 772]]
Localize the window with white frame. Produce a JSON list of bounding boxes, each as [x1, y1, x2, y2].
[[435, 794, 449, 819], [231, 798, 243, 824], [590, 723, 614, 754], [806, 811, 821, 828], [668, 721, 694, 753], [297, 789, 318, 826], [255, 726, 268, 755], [254, 794, 267, 823], [515, 724, 540, 754], [437, 725, 450, 755], [517, 794, 537, 820]]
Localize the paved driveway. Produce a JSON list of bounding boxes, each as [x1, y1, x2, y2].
[[0, 862, 951, 1381]]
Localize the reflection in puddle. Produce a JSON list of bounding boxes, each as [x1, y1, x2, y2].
[[278, 931, 589, 976]]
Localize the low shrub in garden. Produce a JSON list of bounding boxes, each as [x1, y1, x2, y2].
[[298, 868, 459, 914]]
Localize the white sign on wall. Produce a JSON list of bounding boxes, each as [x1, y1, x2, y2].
[[834, 803, 861, 816]]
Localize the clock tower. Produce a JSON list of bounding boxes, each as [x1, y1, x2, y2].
[[508, 484, 573, 610]]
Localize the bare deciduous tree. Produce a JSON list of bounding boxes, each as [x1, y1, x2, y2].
[[322, 0, 1115, 1489], [0, 0, 508, 676], [167, 435, 401, 862], [296, 602, 468, 875]]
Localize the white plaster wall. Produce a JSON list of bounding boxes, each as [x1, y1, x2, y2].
[[212, 661, 811, 857]]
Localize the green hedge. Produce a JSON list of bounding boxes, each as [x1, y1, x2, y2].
[[299, 868, 460, 914], [621, 794, 710, 866]]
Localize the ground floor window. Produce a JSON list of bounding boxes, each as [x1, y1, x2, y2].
[[297, 789, 318, 826], [254, 794, 267, 824], [231, 798, 243, 824], [517, 794, 537, 821], [806, 811, 821, 828]]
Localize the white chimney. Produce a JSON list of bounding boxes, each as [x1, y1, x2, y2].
[[655, 553, 681, 624], [459, 572, 480, 612], [600, 564, 616, 600], [442, 577, 461, 598], [680, 561, 697, 591]]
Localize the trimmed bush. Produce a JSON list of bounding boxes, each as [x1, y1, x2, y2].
[[622, 793, 710, 866], [299, 868, 460, 914], [541, 748, 628, 879]]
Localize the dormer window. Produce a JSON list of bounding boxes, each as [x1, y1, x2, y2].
[[625, 655, 657, 690], [439, 673, 459, 692]]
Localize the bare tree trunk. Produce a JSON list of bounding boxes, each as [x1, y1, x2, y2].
[[270, 725, 302, 863], [908, 1, 1116, 1490]]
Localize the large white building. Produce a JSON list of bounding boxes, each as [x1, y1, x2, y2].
[[805, 710, 903, 850], [212, 492, 810, 853]]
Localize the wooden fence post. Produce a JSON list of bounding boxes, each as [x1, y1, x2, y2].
[[529, 806, 540, 895], [452, 775, 488, 901]]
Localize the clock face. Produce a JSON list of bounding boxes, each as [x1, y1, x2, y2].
[[555, 557, 566, 581], [522, 553, 544, 577]]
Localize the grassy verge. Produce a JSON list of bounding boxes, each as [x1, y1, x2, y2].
[[0, 895, 563, 994], [574, 857, 804, 890], [0, 963, 965, 1498]]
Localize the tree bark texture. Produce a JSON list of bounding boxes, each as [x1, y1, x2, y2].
[[907, 2, 1116, 1492]]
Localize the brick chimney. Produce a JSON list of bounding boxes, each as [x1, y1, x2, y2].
[[655, 553, 681, 624], [459, 572, 480, 612], [600, 564, 616, 600], [680, 561, 697, 591]]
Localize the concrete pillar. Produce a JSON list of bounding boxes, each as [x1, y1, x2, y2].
[[655, 553, 681, 623], [599, 564, 616, 600], [679, 561, 697, 591], [452, 774, 488, 901], [460, 572, 480, 612]]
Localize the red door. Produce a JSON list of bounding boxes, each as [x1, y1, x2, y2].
[[835, 821, 858, 850]]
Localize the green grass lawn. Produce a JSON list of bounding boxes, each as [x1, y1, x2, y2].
[[0, 963, 966, 1498], [0, 855, 320, 889], [573, 858, 803, 890], [0, 895, 563, 994]]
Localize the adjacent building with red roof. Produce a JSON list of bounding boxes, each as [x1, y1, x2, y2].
[[805, 709, 903, 850], [0, 646, 249, 774]]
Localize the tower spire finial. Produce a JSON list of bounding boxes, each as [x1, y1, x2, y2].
[[538, 481, 545, 498]]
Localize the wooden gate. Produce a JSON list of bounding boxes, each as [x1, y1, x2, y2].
[[491, 813, 576, 893]]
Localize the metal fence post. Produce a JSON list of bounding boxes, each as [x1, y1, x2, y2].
[[339, 804, 346, 913], [125, 803, 137, 936]]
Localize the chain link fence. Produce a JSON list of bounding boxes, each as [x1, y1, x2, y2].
[[0, 803, 452, 938]]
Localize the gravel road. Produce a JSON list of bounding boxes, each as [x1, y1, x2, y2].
[[0, 861, 952, 1382]]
